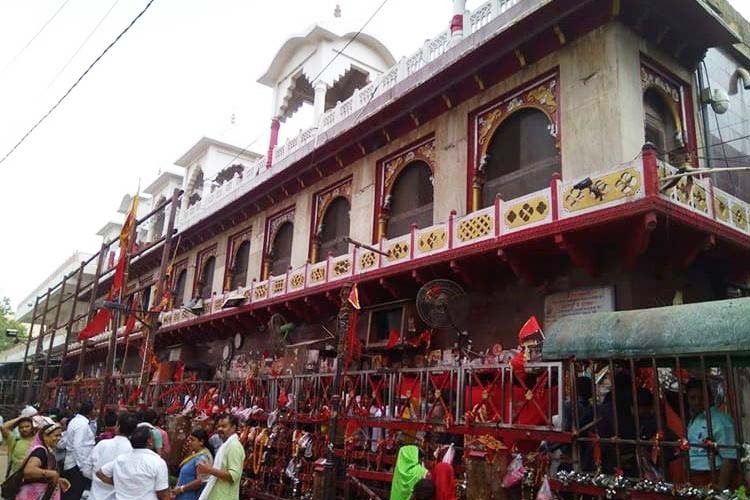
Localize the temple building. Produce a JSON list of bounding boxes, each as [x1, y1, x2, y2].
[[9, 0, 750, 498]]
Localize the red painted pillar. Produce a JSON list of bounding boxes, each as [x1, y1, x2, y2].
[[450, 0, 466, 40], [642, 143, 659, 197], [266, 117, 281, 169]]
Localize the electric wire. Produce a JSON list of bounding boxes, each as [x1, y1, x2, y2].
[[45, 0, 123, 91], [0, 0, 72, 78], [0, 0, 157, 168]]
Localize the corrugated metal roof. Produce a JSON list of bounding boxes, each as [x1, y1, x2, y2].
[[543, 298, 750, 359]]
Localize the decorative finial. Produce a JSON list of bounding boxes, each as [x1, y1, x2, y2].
[[334, 3, 341, 18]]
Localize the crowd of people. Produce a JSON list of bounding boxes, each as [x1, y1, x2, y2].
[[0, 403, 244, 500], [560, 373, 740, 490]]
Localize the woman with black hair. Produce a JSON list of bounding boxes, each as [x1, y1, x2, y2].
[[173, 429, 213, 500]]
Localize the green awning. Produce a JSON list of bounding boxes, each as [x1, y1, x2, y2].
[[543, 298, 750, 359]]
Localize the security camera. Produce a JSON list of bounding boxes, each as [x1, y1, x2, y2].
[[701, 87, 730, 114], [710, 88, 730, 115]]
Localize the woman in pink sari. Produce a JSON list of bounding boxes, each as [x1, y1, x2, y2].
[[17, 423, 70, 500]]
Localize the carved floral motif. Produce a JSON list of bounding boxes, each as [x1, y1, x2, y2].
[[313, 177, 353, 233], [640, 66, 680, 102], [264, 206, 295, 256], [477, 75, 559, 155], [382, 138, 436, 198]]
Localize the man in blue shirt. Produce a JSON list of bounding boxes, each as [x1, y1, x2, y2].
[[686, 379, 737, 489]]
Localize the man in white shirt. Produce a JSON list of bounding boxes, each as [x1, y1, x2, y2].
[[61, 400, 96, 500], [88, 412, 137, 500], [96, 426, 170, 500]]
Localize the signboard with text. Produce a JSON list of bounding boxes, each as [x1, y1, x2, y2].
[[544, 286, 615, 325]]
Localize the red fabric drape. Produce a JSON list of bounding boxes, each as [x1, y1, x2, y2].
[[433, 462, 457, 500]]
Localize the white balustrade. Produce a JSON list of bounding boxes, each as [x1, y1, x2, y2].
[[169, 0, 529, 236]]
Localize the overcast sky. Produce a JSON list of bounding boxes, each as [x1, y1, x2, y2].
[[1, 0, 749, 312]]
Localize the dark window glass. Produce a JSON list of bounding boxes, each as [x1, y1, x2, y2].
[[317, 197, 351, 262], [199, 256, 216, 300], [387, 161, 434, 238], [482, 108, 560, 207], [230, 240, 251, 289], [173, 269, 187, 308], [141, 287, 151, 311], [270, 222, 293, 276], [369, 307, 403, 345]]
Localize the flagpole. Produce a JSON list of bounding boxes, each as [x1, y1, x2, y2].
[[139, 188, 181, 397], [101, 192, 139, 416]]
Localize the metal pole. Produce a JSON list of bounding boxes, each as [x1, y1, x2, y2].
[[324, 283, 354, 498], [59, 261, 86, 379], [18, 295, 39, 386], [41, 273, 69, 388], [139, 188, 180, 392], [26, 289, 53, 402], [78, 243, 108, 376]]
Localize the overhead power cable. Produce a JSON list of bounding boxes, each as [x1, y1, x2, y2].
[[0, 0, 157, 168], [0, 0, 72, 78], [45, 0, 123, 91]]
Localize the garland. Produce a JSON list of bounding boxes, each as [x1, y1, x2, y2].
[[252, 429, 269, 476]]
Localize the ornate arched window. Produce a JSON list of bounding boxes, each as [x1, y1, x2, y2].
[[315, 197, 350, 262], [385, 161, 433, 239], [198, 256, 216, 300], [480, 108, 560, 207], [173, 269, 187, 308], [269, 222, 293, 276], [229, 240, 251, 290], [643, 88, 680, 158]]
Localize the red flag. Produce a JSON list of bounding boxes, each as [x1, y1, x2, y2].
[[111, 251, 127, 296], [78, 307, 112, 341], [518, 316, 542, 342]]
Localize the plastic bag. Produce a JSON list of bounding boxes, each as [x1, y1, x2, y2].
[[442, 443, 455, 464], [502, 454, 526, 488], [536, 476, 554, 500]]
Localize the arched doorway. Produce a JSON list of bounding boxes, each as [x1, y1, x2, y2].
[[198, 256, 216, 300], [173, 269, 187, 308], [269, 222, 293, 276], [315, 197, 350, 262], [229, 240, 251, 290], [481, 108, 560, 207], [385, 160, 433, 239], [643, 88, 681, 158]]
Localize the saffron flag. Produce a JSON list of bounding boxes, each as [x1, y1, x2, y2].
[[120, 193, 139, 251], [78, 191, 139, 341], [348, 282, 361, 309]]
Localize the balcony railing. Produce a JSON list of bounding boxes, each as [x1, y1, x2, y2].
[[160, 155, 750, 330], [174, 0, 524, 231], [39, 362, 563, 433]]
